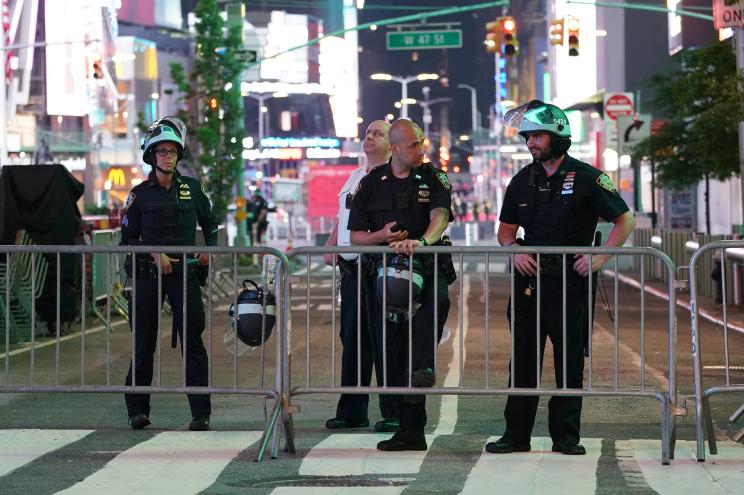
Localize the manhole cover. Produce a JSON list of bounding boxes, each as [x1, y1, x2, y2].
[[230, 476, 412, 488]]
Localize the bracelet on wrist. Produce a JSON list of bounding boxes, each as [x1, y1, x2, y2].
[[418, 236, 428, 246]]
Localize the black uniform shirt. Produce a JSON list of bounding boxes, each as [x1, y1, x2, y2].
[[348, 161, 453, 242], [246, 196, 269, 224], [120, 170, 219, 246], [499, 154, 629, 246]]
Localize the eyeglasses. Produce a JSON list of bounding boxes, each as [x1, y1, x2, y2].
[[155, 149, 178, 157]]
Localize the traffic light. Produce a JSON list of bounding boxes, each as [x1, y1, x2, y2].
[[549, 17, 565, 46], [567, 17, 579, 56], [92, 60, 103, 79], [501, 16, 517, 56], [209, 97, 218, 110], [485, 19, 501, 54]]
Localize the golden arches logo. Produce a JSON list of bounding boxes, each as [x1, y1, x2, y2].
[[108, 168, 126, 187]]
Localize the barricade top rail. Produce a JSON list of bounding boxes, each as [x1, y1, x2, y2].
[[0, 244, 289, 263], [290, 244, 672, 260], [689, 239, 744, 266]]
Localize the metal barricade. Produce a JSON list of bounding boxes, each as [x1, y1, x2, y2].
[[690, 240, 744, 462], [285, 244, 678, 464], [1, 244, 290, 462]]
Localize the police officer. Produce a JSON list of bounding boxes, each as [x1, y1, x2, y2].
[[323, 120, 399, 433], [120, 116, 219, 431], [349, 119, 453, 451], [246, 189, 269, 246], [487, 100, 635, 455]]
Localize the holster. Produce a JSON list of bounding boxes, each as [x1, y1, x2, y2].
[[124, 254, 159, 280], [438, 235, 457, 285], [337, 256, 358, 277]]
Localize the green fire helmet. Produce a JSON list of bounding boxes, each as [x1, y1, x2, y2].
[[504, 100, 572, 139], [141, 116, 187, 165]]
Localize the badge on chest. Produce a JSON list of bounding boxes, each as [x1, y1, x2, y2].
[[178, 182, 191, 200], [561, 171, 576, 196]]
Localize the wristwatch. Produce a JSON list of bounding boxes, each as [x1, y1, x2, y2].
[[417, 236, 428, 246]]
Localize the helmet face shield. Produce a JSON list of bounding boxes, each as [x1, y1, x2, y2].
[[141, 116, 187, 165], [504, 100, 571, 139]]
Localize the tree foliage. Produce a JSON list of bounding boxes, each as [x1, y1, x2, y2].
[[168, 0, 244, 221], [633, 41, 744, 189]]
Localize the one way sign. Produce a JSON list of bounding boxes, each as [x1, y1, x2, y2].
[[616, 113, 651, 155]]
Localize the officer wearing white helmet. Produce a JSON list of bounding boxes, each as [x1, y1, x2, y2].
[[120, 116, 219, 431], [487, 100, 635, 456]]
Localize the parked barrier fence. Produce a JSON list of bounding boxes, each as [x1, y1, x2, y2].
[[1, 244, 290, 462], [6, 240, 744, 466], [690, 240, 744, 462], [285, 245, 678, 464]]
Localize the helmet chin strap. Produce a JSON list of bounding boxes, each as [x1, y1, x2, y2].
[[154, 164, 176, 174]]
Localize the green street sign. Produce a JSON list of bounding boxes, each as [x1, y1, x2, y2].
[[386, 30, 463, 50]]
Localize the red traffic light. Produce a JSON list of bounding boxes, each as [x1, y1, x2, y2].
[[209, 97, 218, 110]]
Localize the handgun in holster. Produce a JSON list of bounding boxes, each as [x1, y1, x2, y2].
[[124, 254, 158, 279], [185, 258, 208, 287]]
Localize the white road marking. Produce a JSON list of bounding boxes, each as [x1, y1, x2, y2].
[[56, 431, 261, 495], [631, 439, 744, 494], [0, 429, 92, 477], [434, 275, 471, 436], [594, 321, 669, 388], [461, 437, 602, 495], [475, 262, 507, 274], [298, 433, 435, 476], [272, 488, 404, 495], [1, 321, 129, 359]]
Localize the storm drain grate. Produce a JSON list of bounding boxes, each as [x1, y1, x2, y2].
[[230, 476, 412, 488]]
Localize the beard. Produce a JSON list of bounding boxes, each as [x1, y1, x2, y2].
[[529, 146, 551, 162]]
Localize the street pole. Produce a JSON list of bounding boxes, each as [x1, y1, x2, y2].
[[494, 52, 503, 214], [228, 2, 249, 247], [401, 79, 409, 119], [457, 84, 479, 133], [736, 28, 744, 234]]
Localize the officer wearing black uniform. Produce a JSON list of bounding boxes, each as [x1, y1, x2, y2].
[[120, 116, 219, 431], [349, 119, 453, 451], [246, 189, 269, 246], [487, 100, 635, 456]]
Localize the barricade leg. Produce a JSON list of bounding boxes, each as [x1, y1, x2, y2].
[[254, 398, 282, 462], [661, 396, 670, 465], [282, 407, 296, 455], [703, 395, 718, 455]]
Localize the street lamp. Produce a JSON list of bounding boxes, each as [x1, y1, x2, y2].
[[370, 72, 438, 119], [245, 91, 288, 149], [457, 84, 480, 133], [418, 86, 450, 157]]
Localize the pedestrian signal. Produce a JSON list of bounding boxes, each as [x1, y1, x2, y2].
[[567, 17, 579, 56], [501, 16, 517, 56], [549, 18, 564, 46], [485, 19, 501, 54]]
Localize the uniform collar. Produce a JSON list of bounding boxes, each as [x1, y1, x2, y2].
[[147, 169, 181, 187]]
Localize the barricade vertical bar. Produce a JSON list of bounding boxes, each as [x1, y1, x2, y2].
[[106, 252, 111, 386], [182, 250, 188, 389], [330, 255, 337, 386], [458, 253, 464, 387], [587, 253, 593, 390], [30, 252, 35, 385], [260, 252, 268, 389], [207, 253, 213, 388], [156, 260, 162, 387], [614, 256, 619, 390], [232, 255, 238, 389], [536, 254, 541, 388], [640, 256, 646, 389], [4, 253, 10, 385], [667, 257, 678, 463], [484, 253, 490, 388], [356, 254, 361, 388], [408, 253, 413, 388], [305, 253, 311, 388], [132, 251, 137, 389], [382, 255, 388, 387], [562, 253, 567, 389], [433, 252, 438, 377], [55, 252, 61, 386], [509, 250, 515, 388], [81, 252, 86, 385], [720, 250, 730, 385]]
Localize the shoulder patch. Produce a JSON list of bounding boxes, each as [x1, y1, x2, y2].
[[436, 171, 451, 190], [596, 173, 617, 193], [124, 192, 136, 210]]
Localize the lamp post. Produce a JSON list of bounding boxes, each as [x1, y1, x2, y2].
[[245, 91, 287, 170], [457, 84, 480, 133], [370, 72, 438, 119], [417, 86, 450, 157]]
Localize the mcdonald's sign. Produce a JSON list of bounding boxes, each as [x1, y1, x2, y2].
[[107, 168, 127, 188]]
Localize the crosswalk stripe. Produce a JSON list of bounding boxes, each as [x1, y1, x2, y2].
[[0, 429, 93, 477], [298, 433, 436, 476], [56, 431, 262, 495], [272, 488, 404, 495], [461, 437, 602, 494], [630, 439, 744, 494]]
